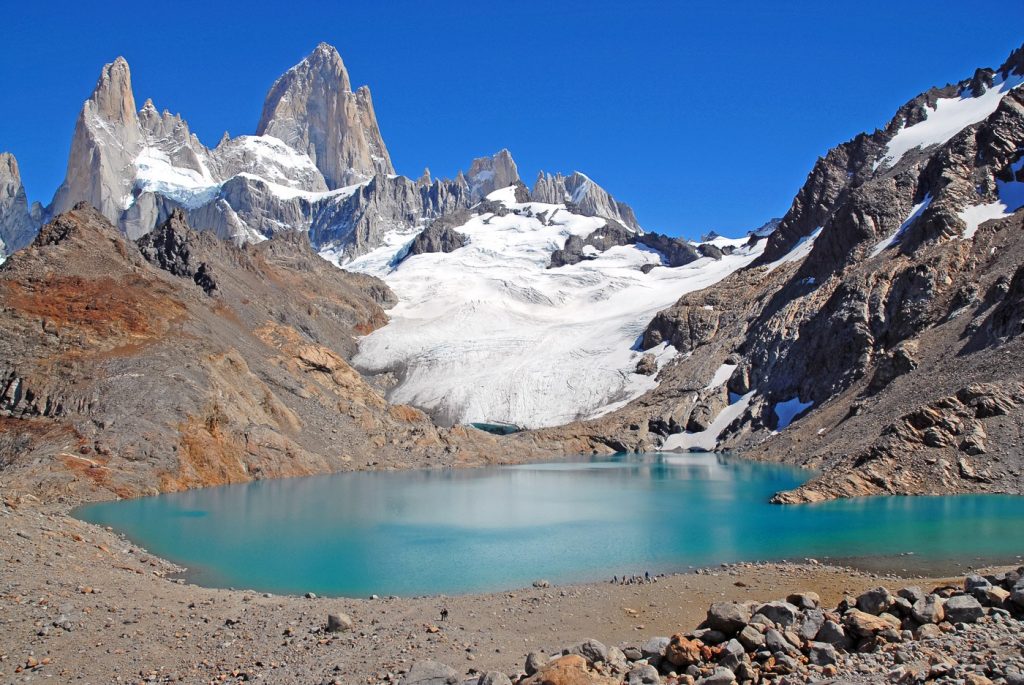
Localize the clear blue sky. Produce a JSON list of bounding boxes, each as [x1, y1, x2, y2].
[[1, 1, 1021, 239]]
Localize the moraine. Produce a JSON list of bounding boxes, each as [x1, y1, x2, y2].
[[76, 453, 1024, 598]]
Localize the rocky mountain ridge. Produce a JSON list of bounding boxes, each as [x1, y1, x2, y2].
[[0, 44, 647, 265], [528, 42, 1024, 503]]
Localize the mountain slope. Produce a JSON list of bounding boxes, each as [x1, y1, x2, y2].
[[530, 42, 1024, 502], [0, 206, 541, 501]]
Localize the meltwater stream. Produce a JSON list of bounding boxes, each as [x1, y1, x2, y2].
[[75, 454, 1024, 597]]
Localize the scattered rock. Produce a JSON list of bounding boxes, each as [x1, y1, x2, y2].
[[326, 613, 353, 632]]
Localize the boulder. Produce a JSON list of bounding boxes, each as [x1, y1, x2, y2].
[[914, 623, 943, 640], [326, 613, 353, 632], [737, 624, 765, 651], [984, 586, 1010, 606], [706, 602, 751, 634], [401, 660, 460, 685], [856, 587, 893, 615], [897, 587, 926, 604], [478, 673, 512, 685], [815, 619, 851, 650], [625, 664, 661, 685], [568, 639, 608, 666], [606, 646, 628, 674], [964, 574, 992, 592], [525, 652, 548, 676], [844, 609, 900, 638], [641, 637, 670, 659], [696, 668, 736, 685], [786, 592, 820, 610], [765, 628, 799, 657], [911, 595, 945, 624], [806, 641, 838, 666], [944, 595, 984, 623], [754, 601, 801, 627], [797, 608, 825, 641], [520, 655, 618, 685], [635, 354, 658, 376], [665, 634, 703, 667]]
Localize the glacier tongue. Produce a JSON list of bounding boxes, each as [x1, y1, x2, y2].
[[341, 188, 764, 429]]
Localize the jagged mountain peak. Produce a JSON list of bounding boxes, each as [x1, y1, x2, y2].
[[464, 149, 520, 201], [757, 41, 1024, 269], [89, 55, 136, 127], [256, 43, 392, 188], [285, 42, 352, 92], [531, 168, 641, 231], [999, 42, 1024, 78]]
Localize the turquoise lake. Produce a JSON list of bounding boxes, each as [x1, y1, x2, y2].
[[75, 454, 1024, 597]]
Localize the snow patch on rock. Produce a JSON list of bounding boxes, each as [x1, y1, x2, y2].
[[880, 73, 1024, 169]]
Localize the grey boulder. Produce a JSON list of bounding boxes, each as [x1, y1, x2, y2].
[[401, 660, 460, 685], [706, 602, 752, 634]]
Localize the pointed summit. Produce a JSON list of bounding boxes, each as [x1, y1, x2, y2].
[[88, 56, 137, 128], [50, 56, 144, 220], [256, 43, 392, 188]]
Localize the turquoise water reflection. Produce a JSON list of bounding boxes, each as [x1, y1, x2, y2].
[[75, 454, 1024, 596]]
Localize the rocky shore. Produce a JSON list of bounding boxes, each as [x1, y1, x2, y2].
[[404, 570, 1024, 685]]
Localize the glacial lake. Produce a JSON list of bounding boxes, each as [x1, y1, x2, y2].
[[75, 454, 1024, 597]]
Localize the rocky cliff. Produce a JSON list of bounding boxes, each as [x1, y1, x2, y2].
[[1, 44, 645, 265], [256, 42, 393, 187], [0, 153, 40, 260]]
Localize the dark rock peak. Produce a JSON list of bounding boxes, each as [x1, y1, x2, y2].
[[399, 215, 470, 264], [137, 209, 218, 295], [548, 221, 702, 269]]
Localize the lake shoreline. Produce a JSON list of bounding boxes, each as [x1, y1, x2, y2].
[[3, 498, 1009, 683]]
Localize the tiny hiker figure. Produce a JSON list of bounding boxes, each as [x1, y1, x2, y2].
[[440, 607, 449, 621]]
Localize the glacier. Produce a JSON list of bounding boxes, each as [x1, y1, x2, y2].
[[339, 186, 765, 429]]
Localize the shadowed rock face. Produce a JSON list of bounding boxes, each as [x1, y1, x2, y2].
[[0, 153, 40, 258], [256, 42, 393, 188], [137, 209, 220, 295], [529, 42, 1024, 502], [400, 211, 470, 262]]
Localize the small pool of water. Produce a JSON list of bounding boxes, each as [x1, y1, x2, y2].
[[75, 454, 1024, 597]]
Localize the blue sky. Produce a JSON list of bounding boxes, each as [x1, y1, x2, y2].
[[1, 1, 1021, 239]]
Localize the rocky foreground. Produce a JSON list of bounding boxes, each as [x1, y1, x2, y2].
[[407, 571, 1024, 685]]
